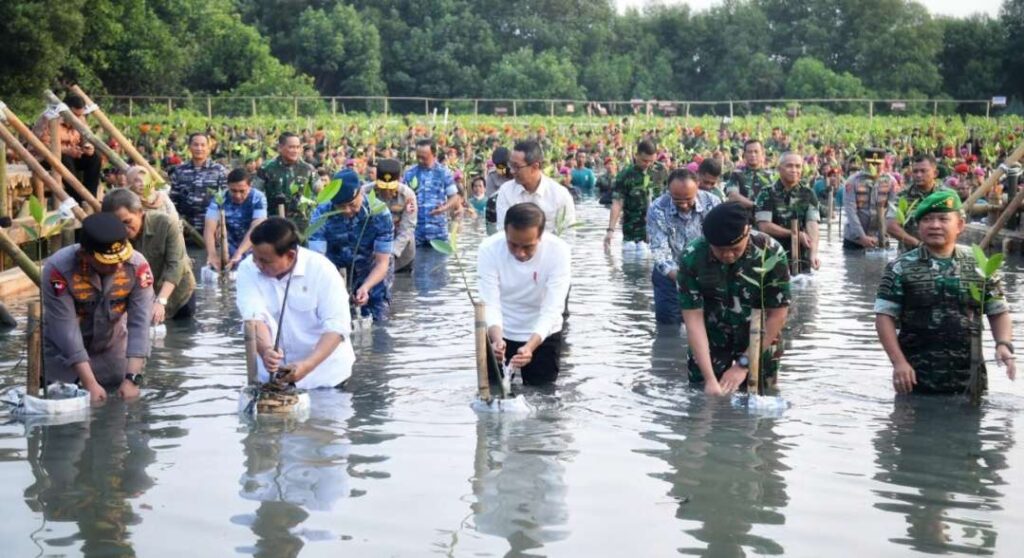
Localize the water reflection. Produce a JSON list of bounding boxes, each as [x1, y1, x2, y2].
[[412, 246, 450, 296], [234, 390, 355, 557], [470, 407, 573, 555], [23, 402, 158, 557], [872, 398, 1013, 555]]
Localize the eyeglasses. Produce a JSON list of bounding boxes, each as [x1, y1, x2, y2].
[[509, 161, 532, 172]]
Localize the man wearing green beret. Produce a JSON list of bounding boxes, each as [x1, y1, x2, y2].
[[875, 190, 1016, 395], [678, 202, 792, 396]]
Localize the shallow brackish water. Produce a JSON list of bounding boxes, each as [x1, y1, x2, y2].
[[1, 201, 1023, 557]]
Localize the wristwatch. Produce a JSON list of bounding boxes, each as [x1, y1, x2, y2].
[[996, 340, 1015, 354], [125, 373, 144, 386], [736, 355, 750, 369], [156, 297, 168, 306]]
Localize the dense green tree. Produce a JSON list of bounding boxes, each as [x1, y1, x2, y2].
[[287, 3, 385, 95], [482, 49, 584, 100], [0, 0, 86, 105], [937, 16, 1006, 101], [1001, 0, 1024, 101], [785, 57, 870, 99]]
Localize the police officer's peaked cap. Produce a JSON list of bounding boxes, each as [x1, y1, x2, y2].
[[492, 147, 510, 166], [703, 202, 750, 247], [862, 147, 886, 165], [331, 168, 363, 205], [377, 158, 402, 186], [81, 213, 133, 264]]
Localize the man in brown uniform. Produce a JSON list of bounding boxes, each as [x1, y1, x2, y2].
[[42, 213, 154, 403]]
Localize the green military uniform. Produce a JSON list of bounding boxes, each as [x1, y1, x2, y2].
[[754, 180, 820, 274], [885, 183, 952, 249], [875, 246, 1007, 393], [725, 168, 773, 203], [677, 231, 792, 384], [250, 156, 316, 219], [613, 164, 662, 243]]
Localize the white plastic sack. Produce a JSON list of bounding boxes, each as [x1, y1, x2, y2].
[[2, 383, 90, 417]]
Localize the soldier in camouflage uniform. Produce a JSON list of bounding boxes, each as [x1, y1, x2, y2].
[[251, 132, 316, 219], [678, 202, 791, 396], [875, 190, 1016, 395], [885, 153, 951, 251], [725, 139, 773, 215], [309, 169, 395, 322], [754, 152, 821, 274], [605, 140, 661, 248], [169, 132, 227, 234]]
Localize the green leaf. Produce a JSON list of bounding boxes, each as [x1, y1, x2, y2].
[[43, 213, 61, 227], [972, 244, 988, 271], [969, 283, 982, 304], [367, 189, 389, 216], [430, 239, 454, 255], [28, 195, 44, 225], [19, 223, 39, 240], [763, 254, 781, 271], [303, 211, 340, 240], [318, 178, 342, 204], [737, 272, 760, 287], [984, 253, 1004, 278]]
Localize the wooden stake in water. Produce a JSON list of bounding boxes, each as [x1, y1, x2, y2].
[[747, 308, 763, 396], [968, 309, 984, 406], [826, 185, 834, 242], [474, 302, 491, 403], [790, 218, 800, 276], [244, 320, 259, 386], [27, 301, 42, 397], [877, 190, 889, 250], [219, 207, 229, 278]]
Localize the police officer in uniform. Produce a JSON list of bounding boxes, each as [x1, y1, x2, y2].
[[309, 169, 395, 322], [363, 158, 417, 272], [875, 190, 1016, 396], [42, 213, 154, 403]]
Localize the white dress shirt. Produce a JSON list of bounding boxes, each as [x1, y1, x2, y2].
[[477, 231, 572, 342], [494, 175, 576, 234], [236, 247, 355, 388]]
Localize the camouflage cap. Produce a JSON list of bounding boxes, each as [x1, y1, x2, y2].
[[912, 189, 962, 221]]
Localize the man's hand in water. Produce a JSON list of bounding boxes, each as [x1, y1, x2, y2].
[[275, 361, 311, 384]]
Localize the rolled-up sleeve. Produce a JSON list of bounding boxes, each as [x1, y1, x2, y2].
[[372, 212, 394, 255]]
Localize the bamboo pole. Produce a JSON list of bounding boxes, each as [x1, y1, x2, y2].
[[48, 119, 61, 185], [244, 320, 259, 386], [0, 124, 88, 221], [0, 102, 101, 211], [67, 86, 206, 248], [790, 218, 800, 276], [0, 228, 41, 284], [963, 139, 1024, 213], [43, 90, 131, 171], [219, 208, 229, 278], [27, 301, 42, 396], [980, 187, 1024, 250], [474, 302, 491, 402], [747, 308, 763, 396]]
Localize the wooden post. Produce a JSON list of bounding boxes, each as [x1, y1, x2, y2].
[[293, 97, 298, 118], [980, 187, 1024, 250], [474, 302, 491, 402], [868, 101, 874, 119], [747, 308, 763, 396], [474, 99, 478, 117], [0, 229, 41, 284], [167, 97, 173, 115], [207, 96, 212, 119], [964, 139, 1024, 213], [424, 99, 429, 116], [251, 98, 257, 117], [128, 97, 134, 118], [43, 90, 131, 171], [244, 320, 259, 386], [48, 118, 61, 185], [790, 218, 800, 276], [384, 97, 389, 117], [331, 97, 337, 116], [27, 301, 42, 396], [512, 100, 517, 118], [219, 208, 229, 277], [0, 124, 89, 221], [729, 101, 734, 119]]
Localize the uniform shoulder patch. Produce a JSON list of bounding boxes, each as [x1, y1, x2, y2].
[[49, 268, 68, 296], [136, 261, 154, 289]]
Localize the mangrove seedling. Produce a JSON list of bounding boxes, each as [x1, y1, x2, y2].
[[966, 244, 1006, 405], [19, 195, 73, 262]]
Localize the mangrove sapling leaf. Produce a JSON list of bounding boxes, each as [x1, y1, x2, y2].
[[738, 272, 760, 288], [43, 214, 60, 228], [28, 195, 44, 225], [972, 244, 988, 270], [969, 283, 983, 304], [430, 239, 454, 256], [302, 210, 342, 241], [985, 253, 1004, 278], [19, 224, 39, 241], [317, 178, 342, 205]]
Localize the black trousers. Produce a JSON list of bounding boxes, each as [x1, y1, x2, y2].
[[486, 333, 563, 386], [60, 153, 101, 199], [170, 291, 197, 320]]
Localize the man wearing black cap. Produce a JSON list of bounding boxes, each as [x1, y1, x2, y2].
[[309, 168, 395, 321], [363, 158, 418, 272], [678, 202, 791, 395], [42, 214, 155, 403]]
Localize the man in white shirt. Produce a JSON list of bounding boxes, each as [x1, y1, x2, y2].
[[236, 217, 355, 389], [495, 140, 576, 234], [478, 202, 572, 385]]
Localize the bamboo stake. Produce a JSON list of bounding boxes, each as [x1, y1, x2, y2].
[[790, 218, 800, 276], [244, 320, 259, 386], [980, 187, 1024, 250], [47, 119, 60, 185], [0, 228, 41, 284], [747, 308, 763, 396], [43, 90, 131, 171], [0, 102, 101, 211], [27, 301, 42, 396], [0, 123, 88, 221], [474, 302, 491, 402], [219, 207, 229, 278], [963, 138, 1024, 213]]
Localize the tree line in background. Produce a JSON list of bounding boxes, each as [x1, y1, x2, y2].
[[3, 0, 1023, 113]]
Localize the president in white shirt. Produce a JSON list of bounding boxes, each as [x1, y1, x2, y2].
[[236, 217, 355, 389], [495, 139, 576, 234], [478, 202, 572, 385]]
